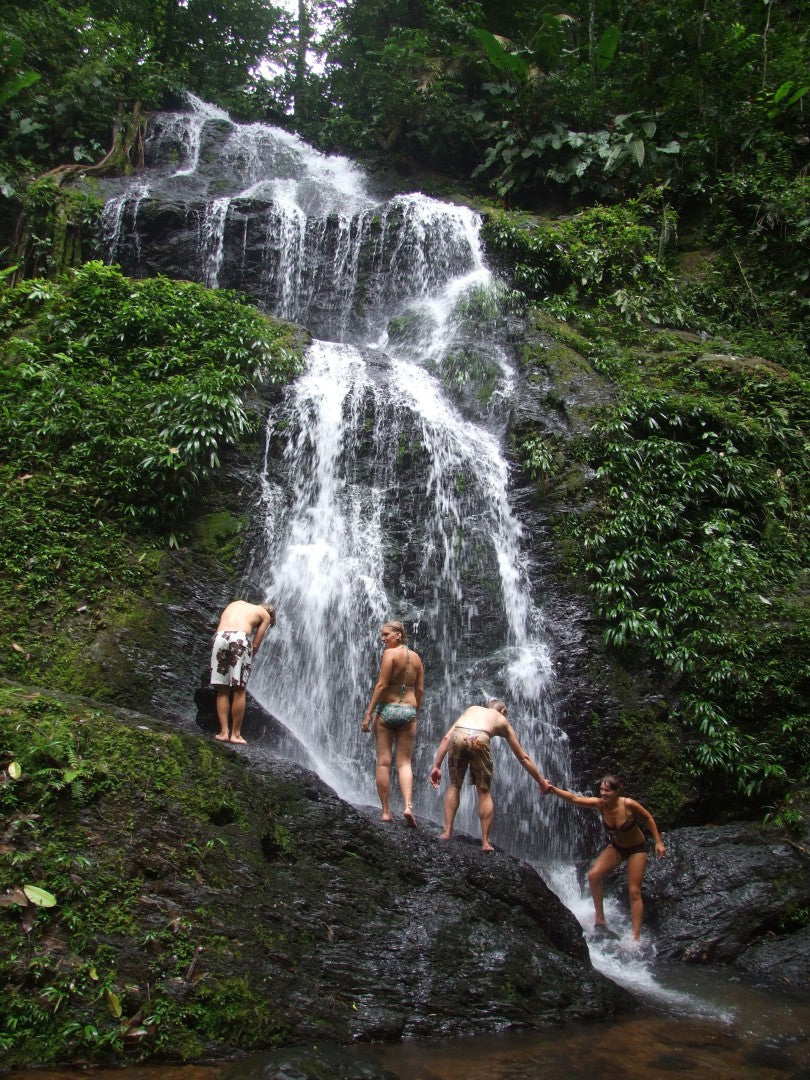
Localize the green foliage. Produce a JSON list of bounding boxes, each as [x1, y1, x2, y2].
[[0, 685, 289, 1065], [514, 431, 554, 485], [0, 261, 301, 695], [0, 261, 300, 525], [0, 0, 293, 192], [484, 196, 676, 324], [0, 31, 40, 108], [692, 171, 810, 352], [0, 4, 162, 174], [311, 0, 485, 171], [464, 0, 809, 207], [571, 353, 809, 802], [16, 176, 102, 278], [485, 182, 806, 366], [494, 185, 808, 809]]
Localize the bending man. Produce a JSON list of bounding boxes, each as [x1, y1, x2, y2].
[[429, 700, 548, 852], [210, 600, 276, 744]]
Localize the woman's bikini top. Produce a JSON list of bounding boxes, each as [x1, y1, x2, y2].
[[386, 646, 413, 700], [601, 800, 639, 837]]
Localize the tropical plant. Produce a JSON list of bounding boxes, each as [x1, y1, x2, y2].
[[0, 261, 300, 525], [573, 364, 810, 801]]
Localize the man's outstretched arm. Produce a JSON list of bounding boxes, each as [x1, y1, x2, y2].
[[505, 725, 547, 790]]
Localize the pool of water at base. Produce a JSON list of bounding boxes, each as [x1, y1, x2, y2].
[[6, 986, 810, 1080]]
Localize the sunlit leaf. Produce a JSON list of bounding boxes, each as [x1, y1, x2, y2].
[[104, 989, 123, 1018], [23, 885, 57, 907], [8, 761, 21, 780]]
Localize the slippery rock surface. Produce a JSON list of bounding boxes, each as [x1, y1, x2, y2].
[[643, 821, 810, 989], [0, 687, 633, 1067], [223, 751, 633, 1041]]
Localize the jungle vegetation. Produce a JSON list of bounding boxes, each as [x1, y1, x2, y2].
[[0, 0, 807, 815]]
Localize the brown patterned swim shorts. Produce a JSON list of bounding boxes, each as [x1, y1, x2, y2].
[[447, 727, 494, 792], [210, 630, 252, 688]]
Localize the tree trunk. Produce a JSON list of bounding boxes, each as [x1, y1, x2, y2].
[[12, 103, 148, 283], [293, 0, 311, 126]]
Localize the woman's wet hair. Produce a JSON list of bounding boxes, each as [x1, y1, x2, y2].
[[383, 620, 408, 643], [598, 774, 623, 793]]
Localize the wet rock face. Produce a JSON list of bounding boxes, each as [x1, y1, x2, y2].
[[116, 731, 633, 1046], [642, 822, 810, 988], [235, 755, 633, 1042], [193, 680, 316, 768]]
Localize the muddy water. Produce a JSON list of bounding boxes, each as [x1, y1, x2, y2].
[[7, 1002, 810, 1080], [360, 1012, 810, 1079], [6, 955, 810, 1080]]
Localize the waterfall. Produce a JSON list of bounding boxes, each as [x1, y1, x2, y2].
[[99, 97, 580, 865]]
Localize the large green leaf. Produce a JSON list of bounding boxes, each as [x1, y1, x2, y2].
[[23, 885, 57, 907], [533, 14, 566, 70], [0, 71, 41, 108], [475, 29, 528, 80], [104, 989, 123, 1019], [629, 138, 645, 167], [595, 26, 620, 72]]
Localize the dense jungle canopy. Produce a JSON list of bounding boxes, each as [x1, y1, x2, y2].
[[0, 0, 808, 815]]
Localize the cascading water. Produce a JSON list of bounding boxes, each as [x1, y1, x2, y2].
[[100, 94, 580, 865], [93, 94, 810, 1052]]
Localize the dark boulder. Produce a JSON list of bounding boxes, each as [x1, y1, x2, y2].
[[194, 678, 316, 768], [236, 753, 634, 1041], [642, 822, 810, 989]]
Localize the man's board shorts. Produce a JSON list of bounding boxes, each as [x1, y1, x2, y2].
[[210, 630, 252, 688], [376, 703, 417, 730], [447, 726, 494, 792]]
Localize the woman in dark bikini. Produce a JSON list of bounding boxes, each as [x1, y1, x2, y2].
[[543, 774, 666, 942], [362, 621, 424, 827]]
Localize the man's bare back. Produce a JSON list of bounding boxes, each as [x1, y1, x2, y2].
[[429, 699, 547, 851], [217, 600, 273, 637], [450, 703, 510, 738]]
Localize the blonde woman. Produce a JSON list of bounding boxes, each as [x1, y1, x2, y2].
[[362, 621, 424, 826]]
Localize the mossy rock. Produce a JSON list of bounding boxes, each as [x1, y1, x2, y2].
[[190, 511, 248, 575]]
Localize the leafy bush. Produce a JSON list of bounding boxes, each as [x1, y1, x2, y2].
[[0, 261, 301, 525], [573, 356, 810, 800], [484, 196, 676, 324]]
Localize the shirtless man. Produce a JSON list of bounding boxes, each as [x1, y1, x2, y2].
[[429, 700, 548, 852], [210, 600, 276, 744]]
